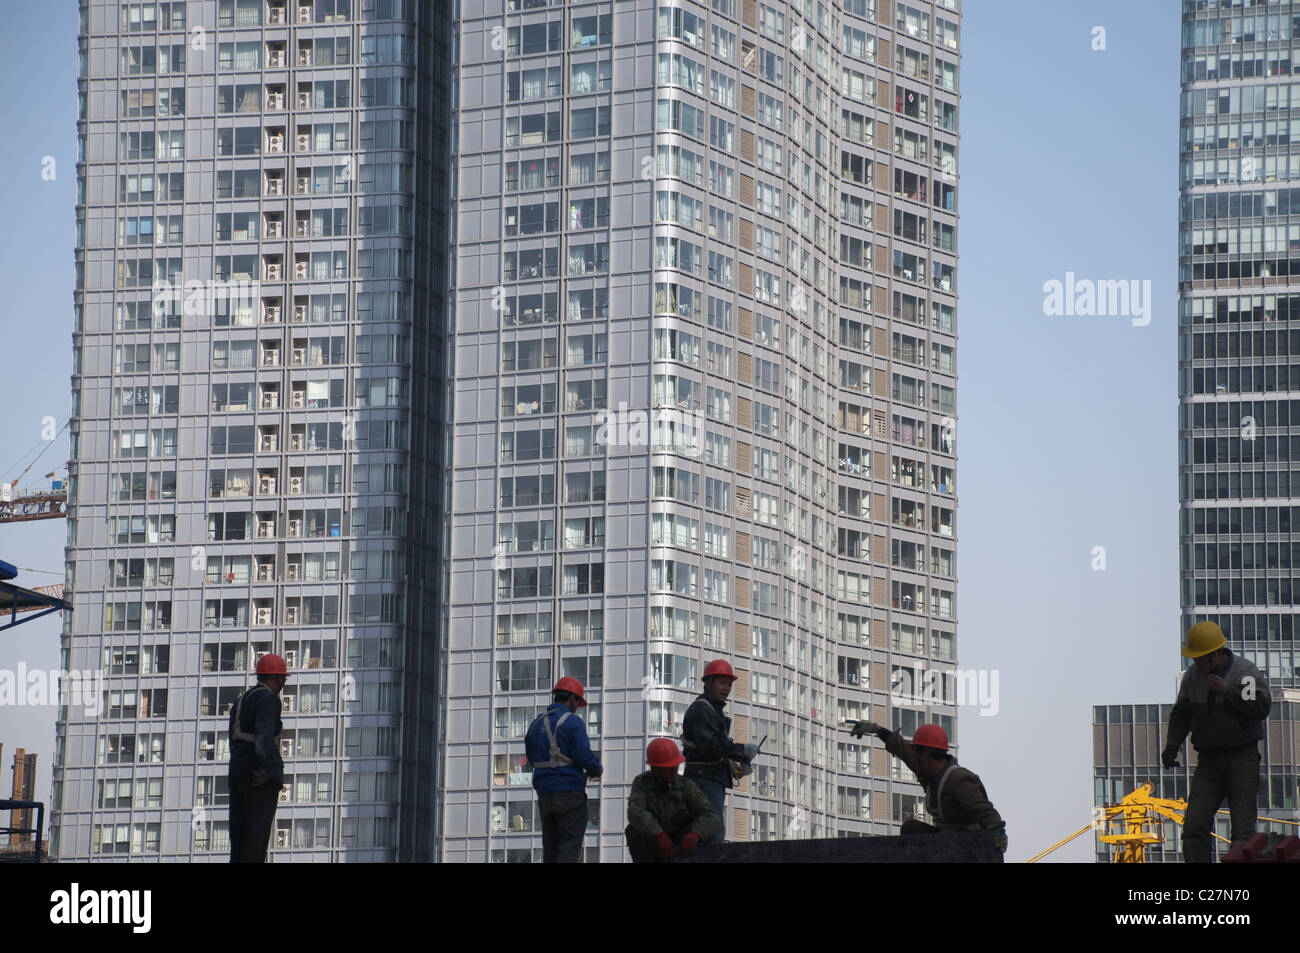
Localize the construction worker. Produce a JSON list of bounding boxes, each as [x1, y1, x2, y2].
[[228, 653, 288, 863], [682, 659, 757, 842], [850, 720, 1007, 853], [525, 676, 603, 862], [1162, 621, 1271, 863], [625, 738, 720, 863]]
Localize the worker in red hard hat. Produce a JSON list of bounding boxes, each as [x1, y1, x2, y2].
[[524, 676, 603, 862], [682, 659, 757, 842], [849, 719, 1006, 853], [625, 738, 720, 863], [228, 652, 289, 862]]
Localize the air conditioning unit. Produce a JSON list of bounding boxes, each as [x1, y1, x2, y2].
[[278, 785, 291, 803], [296, 134, 310, 152], [268, 50, 285, 68], [266, 135, 284, 153], [255, 607, 272, 626], [265, 220, 282, 238], [297, 91, 311, 110], [298, 49, 312, 66], [289, 434, 304, 450], [262, 349, 279, 366], [276, 828, 291, 848], [289, 475, 303, 493], [265, 263, 282, 280], [280, 738, 293, 758], [298, 6, 312, 24], [284, 650, 298, 667], [269, 7, 285, 24], [296, 176, 309, 194], [293, 304, 306, 322], [290, 392, 305, 410], [257, 522, 274, 539], [287, 563, 301, 580], [266, 178, 283, 196], [285, 606, 300, 624], [294, 262, 308, 279], [288, 518, 302, 536], [263, 305, 281, 322], [282, 692, 297, 712], [260, 393, 276, 408], [257, 564, 273, 581], [260, 434, 278, 452], [258, 474, 273, 493], [267, 92, 284, 109], [292, 347, 305, 364], [295, 220, 309, 237]]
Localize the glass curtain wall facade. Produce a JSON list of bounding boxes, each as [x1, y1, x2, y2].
[[56, 0, 449, 861], [1090, 0, 1300, 864], [442, 0, 960, 862]]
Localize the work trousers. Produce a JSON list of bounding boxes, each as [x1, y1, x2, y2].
[[1182, 745, 1261, 863], [692, 778, 727, 843], [229, 780, 280, 863], [538, 789, 588, 863]]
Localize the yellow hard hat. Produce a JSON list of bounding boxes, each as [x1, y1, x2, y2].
[[1181, 621, 1226, 658]]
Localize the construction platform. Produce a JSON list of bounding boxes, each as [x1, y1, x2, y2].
[[682, 830, 1003, 863]]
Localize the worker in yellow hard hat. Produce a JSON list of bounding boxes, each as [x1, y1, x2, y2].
[[1162, 621, 1271, 863]]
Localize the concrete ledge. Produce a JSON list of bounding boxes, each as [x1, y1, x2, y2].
[[683, 831, 1004, 863]]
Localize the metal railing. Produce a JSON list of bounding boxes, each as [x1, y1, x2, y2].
[[0, 800, 44, 863]]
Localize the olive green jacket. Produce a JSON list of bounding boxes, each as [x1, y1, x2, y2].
[[884, 730, 1004, 832], [626, 771, 721, 842]]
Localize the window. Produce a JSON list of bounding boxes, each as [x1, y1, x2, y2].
[[571, 104, 611, 139], [709, 69, 735, 108], [658, 6, 705, 48], [710, 23, 735, 61], [659, 53, 705, 95], [895, 4, 930, 41], [709, 115, 735, 152]]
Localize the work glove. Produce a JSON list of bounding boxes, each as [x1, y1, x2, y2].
[[586, 764, 603, 779], [656, 831, 674, 862], [849, 720, 880, 739], [1161, 748, 1179, 769], [992, 825, 1008, 853], [742, 742, 760, 760]]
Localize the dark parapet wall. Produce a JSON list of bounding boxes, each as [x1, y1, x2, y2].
[[683, 832, 1004, 864]]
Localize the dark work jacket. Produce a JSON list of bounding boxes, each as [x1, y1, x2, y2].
[[882, 729, 1004, 832], [682, 693, 746, 788], [228, 684, 284, 789], [1166, 650, 1271, 753]]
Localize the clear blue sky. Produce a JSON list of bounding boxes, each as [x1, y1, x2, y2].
[[0, 0, 1183, 861]]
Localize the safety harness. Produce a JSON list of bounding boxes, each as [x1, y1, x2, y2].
[[528, 710, 574, 768], [928, 759, 959, 824]]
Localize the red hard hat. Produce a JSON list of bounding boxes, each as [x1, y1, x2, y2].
[[646, 737, 685, 768], [552, 676, 587, 706], [911, 724, 949, 751], [702, 659, 737, 682], [256, 653, 288, 677]]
